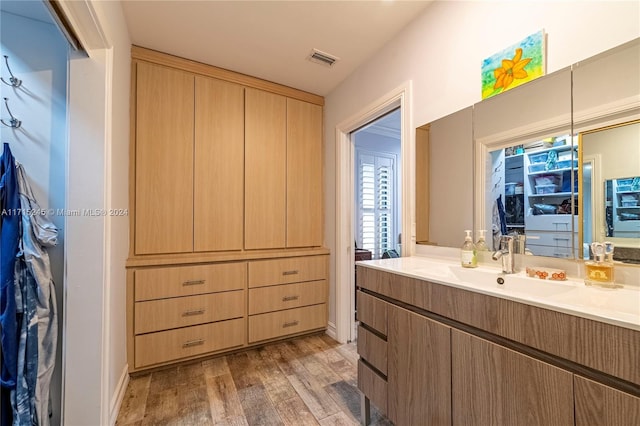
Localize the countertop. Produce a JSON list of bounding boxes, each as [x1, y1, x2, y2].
[[357, 255, 640, 331]]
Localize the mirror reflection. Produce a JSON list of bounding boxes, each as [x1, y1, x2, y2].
[[580, 120, 640, 263], [488, 134, 578, 258]]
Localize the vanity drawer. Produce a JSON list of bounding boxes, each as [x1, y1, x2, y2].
[[134, 262, 246, 301], [357, 291, 388, 336], [358, 359, 388, 414], [357, 325, 387, 375], [135, 290, 245, 334], [248, 304, 327, 343], [248, 280, 327, 315], [134, 318, 245, 368], [248, 255, 327, 288]]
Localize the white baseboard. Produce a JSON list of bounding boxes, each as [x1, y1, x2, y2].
[[109, 364, 130, 425], [326, 321, 337, 340]]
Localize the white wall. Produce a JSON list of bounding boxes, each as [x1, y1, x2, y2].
[[0, 9, 68, 424], [61, 0, 130, 424], [324, 1, 640, 325]]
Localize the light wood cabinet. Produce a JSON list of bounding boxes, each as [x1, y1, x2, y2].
[[451, 329, 574, 426], [247, 256, 329, 343], [135, 62, 195, 254], [286, 98, 323, 247], [130, 262, 247, 369], [574, 376, 640, 426], [128, 47, 327, 372], [388, 305, 451, 426], [194, 76, 244, 252], [245, 88, 287, 250]]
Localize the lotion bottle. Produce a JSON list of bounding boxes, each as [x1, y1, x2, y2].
[[476, 230, 488, 251], [461, 230, 477, 268]]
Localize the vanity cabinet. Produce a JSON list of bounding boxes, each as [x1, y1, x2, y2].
[[388, 305, 451, 425], [128, 47, 328, 372], [574, 376, 640, 426], [356, 265, 640, 426], [452, 330, 574, 426]]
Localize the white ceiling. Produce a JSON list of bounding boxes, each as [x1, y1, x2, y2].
[[121, 0, 433, 96]]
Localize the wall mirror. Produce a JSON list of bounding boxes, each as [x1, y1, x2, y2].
[[580, 120, 640, 263], [415, 37, 639, 264]]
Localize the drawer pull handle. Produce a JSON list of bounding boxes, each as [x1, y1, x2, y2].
[[282, 320, 299, 328], [282, 295, 300, 302], [182, 309, 205, 317], [183, 279, 206, 286], [553, 238, 570, 241], [282, 270, 299, 276], [182, 339, 205, 348]]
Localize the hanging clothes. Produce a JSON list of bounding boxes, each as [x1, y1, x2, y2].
[[15, 163, 57, 426], [1, 143, 21, 426]]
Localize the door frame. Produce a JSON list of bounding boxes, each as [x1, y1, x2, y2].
[[334, 81, 413, 342]]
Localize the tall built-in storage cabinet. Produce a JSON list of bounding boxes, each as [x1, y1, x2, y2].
[[127, 47, 328, 372]]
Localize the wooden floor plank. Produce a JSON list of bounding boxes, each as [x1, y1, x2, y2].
[[116, 374, 151, 425], [203, 355, 231, 378], [116, 334, 371, 426], [318, 411, 358, 426], [286, 374, 340, 421], [237, 384, 283, 426], [206, 373, 246, 423], [274, 395, 320, 426]]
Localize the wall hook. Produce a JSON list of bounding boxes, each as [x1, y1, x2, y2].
[[1, 55, 22, 87], [1, 98, 21, 128]]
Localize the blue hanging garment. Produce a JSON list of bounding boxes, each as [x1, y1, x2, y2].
[[1, 143, 21, 426], [1, 143, 20, 389]]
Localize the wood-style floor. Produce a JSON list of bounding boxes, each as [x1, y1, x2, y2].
[[116, 333, 391, 425]]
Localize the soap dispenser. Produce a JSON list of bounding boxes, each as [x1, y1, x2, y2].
[[461, 230, 477, 268], [585, 242, 618, 288], [476, 230, 488, 251]]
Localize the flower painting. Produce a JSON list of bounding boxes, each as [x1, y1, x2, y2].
[[481, 30, 546, 99]]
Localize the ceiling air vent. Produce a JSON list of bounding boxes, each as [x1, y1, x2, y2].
[[307, 49, 339, 67]]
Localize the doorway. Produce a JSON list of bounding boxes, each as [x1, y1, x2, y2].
[[353, 108, 402, 260], [334, 82, 413, 343]]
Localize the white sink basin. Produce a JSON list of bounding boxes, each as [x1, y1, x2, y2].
[[449, 265, 577, 298]]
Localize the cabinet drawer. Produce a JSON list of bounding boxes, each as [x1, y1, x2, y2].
[[527, 244, 574, 258], [135, 290, 245, 334], [248, 304, 326, 343], [357, 325, 387, 375], [135, 318, 245, 368], [525, 215, 577, 232], [135, 262, 246, 301], [248, 255, 327, 288], [358, 359, 388, 415], [249, 280, 327, 315], [526, 231, 577, 248], [357, 291, 388, 336]]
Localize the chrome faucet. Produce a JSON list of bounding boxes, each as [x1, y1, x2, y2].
[[492, 235, 516, 274]]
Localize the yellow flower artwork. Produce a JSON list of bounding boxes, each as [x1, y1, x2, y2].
[[481, 30, 545, 99], [493, 48, 532, 90]]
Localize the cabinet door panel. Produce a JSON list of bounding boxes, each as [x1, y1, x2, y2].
[[286, 98, 323, 247], [194, 76, 244, 251], [574, 376, 640, 426], [135, 62, 194, 254], [245, 88, 286, 249], [388, 305, 451, 425], [452, 330, 574, 426]]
